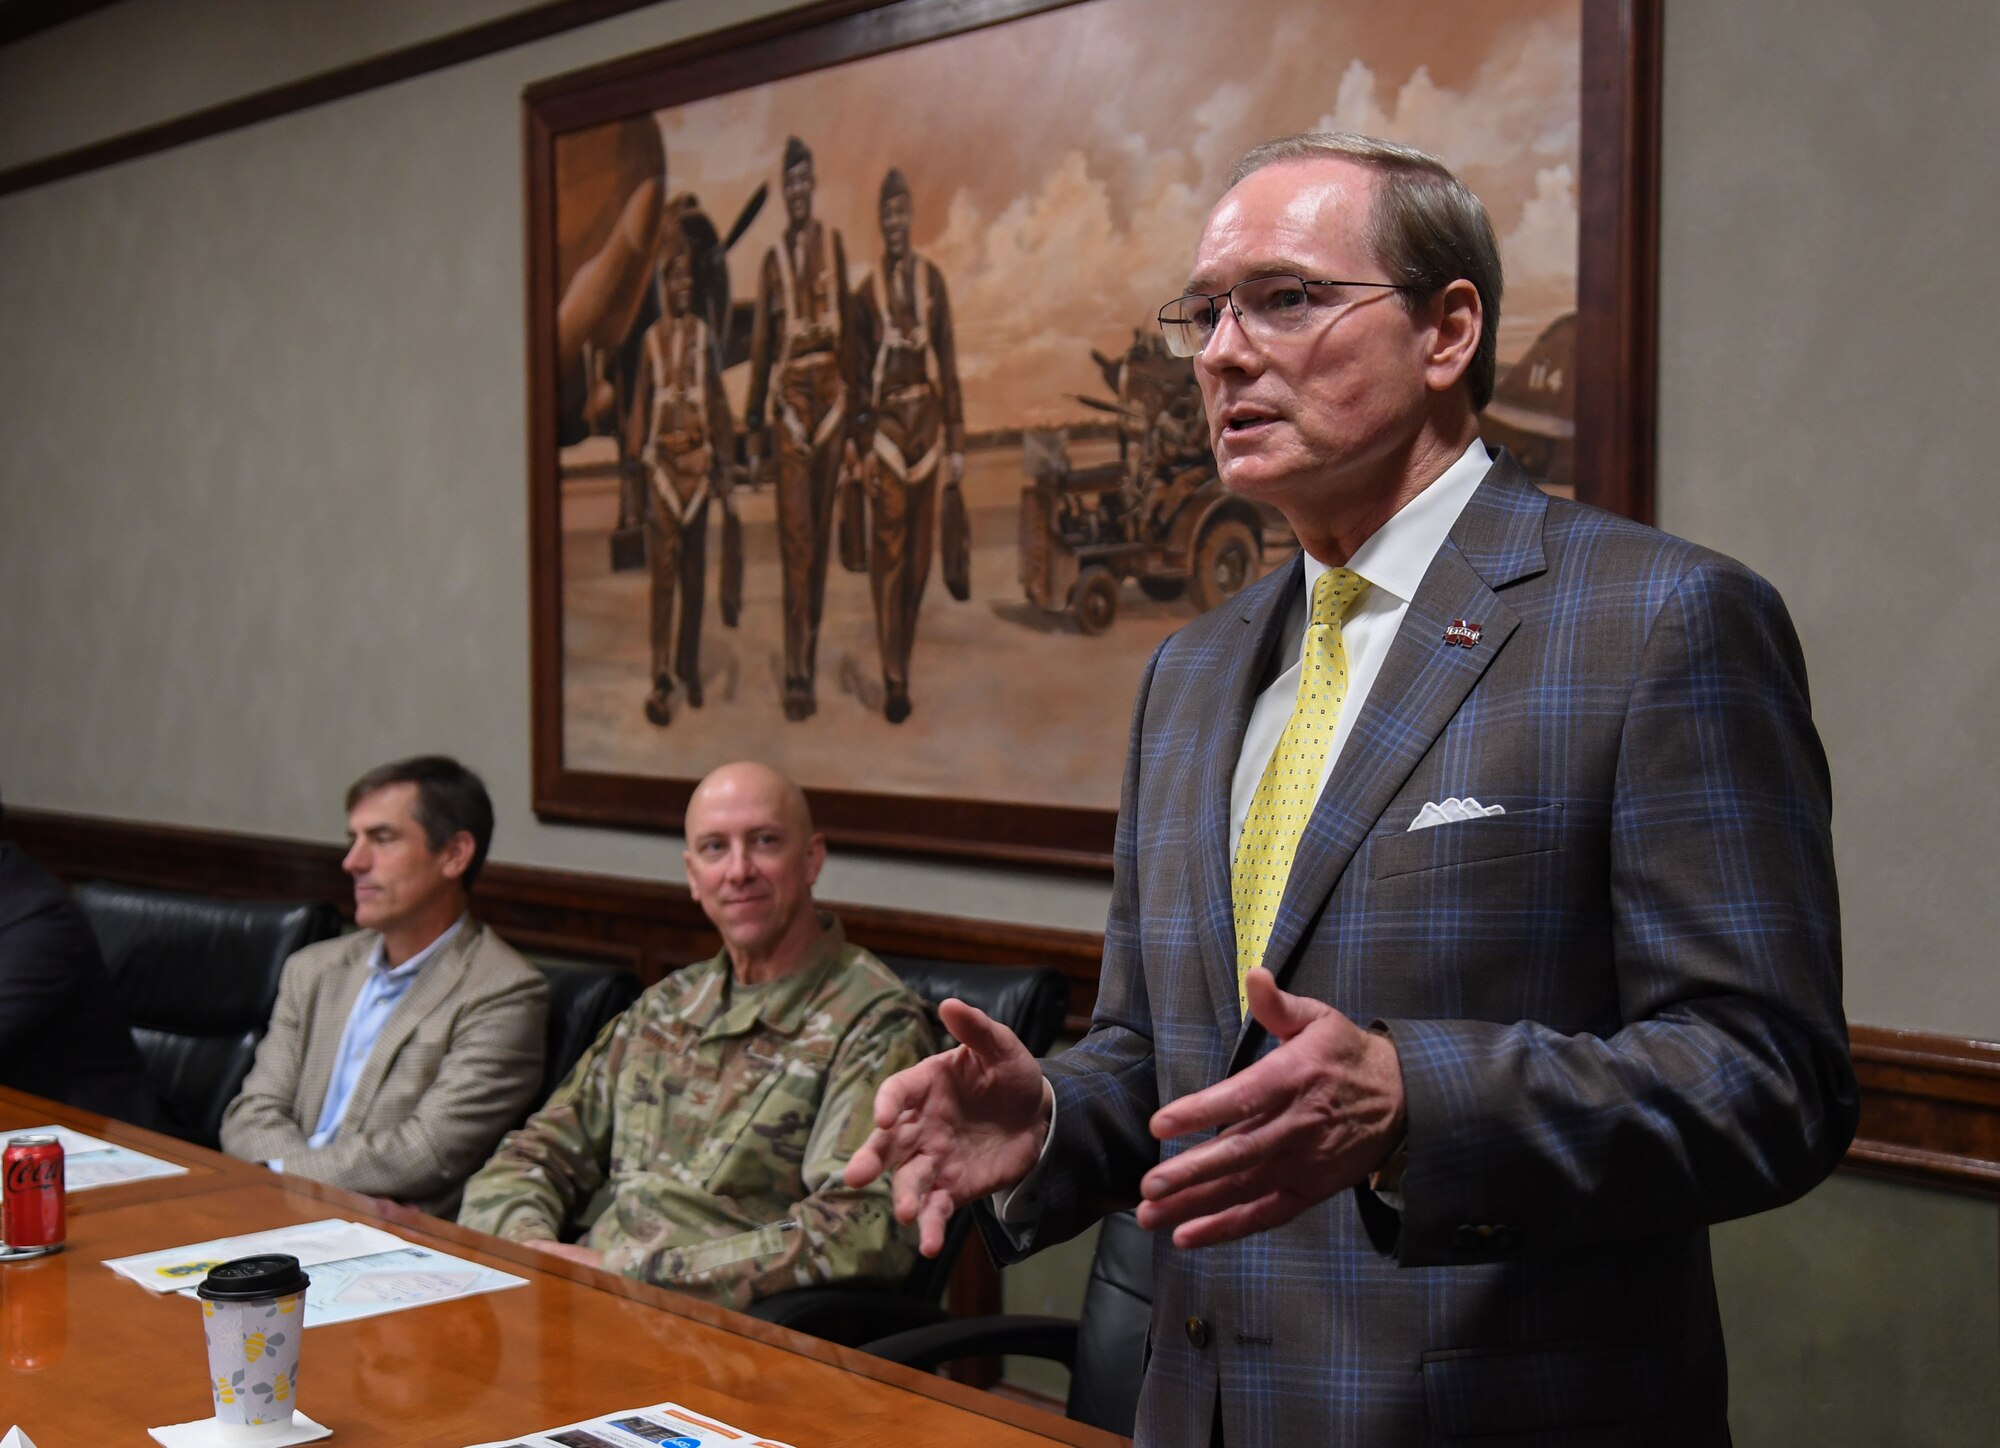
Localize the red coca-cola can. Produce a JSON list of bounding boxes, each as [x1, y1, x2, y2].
[[3, 1134, 66, 1252]]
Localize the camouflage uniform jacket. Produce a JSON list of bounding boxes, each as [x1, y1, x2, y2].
[[458, 917, 934, 1309]]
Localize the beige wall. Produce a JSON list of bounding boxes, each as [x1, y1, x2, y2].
[[1712, 1173, 1998, 1443], [1, 1, 1995, 1016], [0, 0, 546, 170], [1656, 0, 2000, 1036]]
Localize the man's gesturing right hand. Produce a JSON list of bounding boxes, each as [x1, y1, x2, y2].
[[843, 998, 1052, 1257]]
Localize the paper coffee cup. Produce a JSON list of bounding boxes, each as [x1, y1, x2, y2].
[[195, 1254, 311, 1442]]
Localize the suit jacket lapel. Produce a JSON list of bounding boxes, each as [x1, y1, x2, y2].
[[341, 922, 478, 1127], [1193, 552, 1303, 1041], [298, 938, 374, 1130], [1240, 459, 1550, 1054]]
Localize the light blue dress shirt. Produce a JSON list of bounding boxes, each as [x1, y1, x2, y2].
[[305, 916, 467, 1148]]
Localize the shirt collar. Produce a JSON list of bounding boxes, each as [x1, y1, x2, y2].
[[706, 913, 848, 1039], [368, 913, 469, 980], [1302, 438, 1491, 605]]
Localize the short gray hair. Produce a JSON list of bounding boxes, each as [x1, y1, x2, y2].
[[1230, 133, 1504, 409]]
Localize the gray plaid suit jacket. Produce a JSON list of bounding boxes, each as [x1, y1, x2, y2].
[[221, 919, 548, 1216], [1018, 454, 1857, 1445]]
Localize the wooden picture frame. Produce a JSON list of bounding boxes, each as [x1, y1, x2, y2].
[[526, 0, 1660, 870]]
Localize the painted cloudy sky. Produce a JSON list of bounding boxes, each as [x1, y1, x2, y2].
[[653, 0, 1579, 432]]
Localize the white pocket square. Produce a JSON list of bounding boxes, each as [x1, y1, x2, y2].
[[1407, 797, 1507, 831]]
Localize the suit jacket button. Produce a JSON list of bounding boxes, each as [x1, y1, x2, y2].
[[1452, 1225, 1481, 1252], [1185, 1316, 1209, 1349]]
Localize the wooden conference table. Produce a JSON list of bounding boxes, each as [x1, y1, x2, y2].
[[0, 1089, 1123, 1447]]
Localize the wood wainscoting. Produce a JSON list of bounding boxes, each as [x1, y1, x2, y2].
[[5, 807, 1107, 1033], [1845, 1027, 2000, 1194], [8, 806, 1998, 1205]]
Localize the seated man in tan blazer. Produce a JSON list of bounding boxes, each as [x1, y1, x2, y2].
[[221, 756, 548, 1215]]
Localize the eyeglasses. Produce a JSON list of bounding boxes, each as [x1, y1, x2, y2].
[[1156, 274, 1410, 359]]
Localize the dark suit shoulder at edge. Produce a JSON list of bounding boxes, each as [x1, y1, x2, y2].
[[0, 842, 88, 937]]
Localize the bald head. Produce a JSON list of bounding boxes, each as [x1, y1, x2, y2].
[[686, 760, 814, 839], [683, 762, 827, 982]]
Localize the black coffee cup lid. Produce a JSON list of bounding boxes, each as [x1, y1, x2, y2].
[[196, 1254, 312, 1301]]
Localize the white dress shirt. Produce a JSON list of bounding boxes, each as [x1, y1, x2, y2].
[[1227, 438, 1490, 851], [304, 915, 467, 1148]]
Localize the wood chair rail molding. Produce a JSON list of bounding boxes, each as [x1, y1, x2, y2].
[[8, 807, 1995, 1199], [3, 806, 1107, 1031], [0, 0, 675, 197], [1844, 1026, 2000, 1194]]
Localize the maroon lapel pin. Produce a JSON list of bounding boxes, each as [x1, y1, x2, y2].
[[1442, 620, 1483, 648]]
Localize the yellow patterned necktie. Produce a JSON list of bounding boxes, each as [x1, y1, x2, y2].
[[1231, 567, 1369, 1012]]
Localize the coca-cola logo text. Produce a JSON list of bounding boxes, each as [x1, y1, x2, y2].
[[4, 1157, 61, 1191]]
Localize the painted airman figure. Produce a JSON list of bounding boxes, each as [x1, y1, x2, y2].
[[743, 137, 858, 722], [625, 210, 735, 725], [851, 168, 967, 725]]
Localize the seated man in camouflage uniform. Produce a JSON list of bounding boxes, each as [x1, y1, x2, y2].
[[458, 761, 935, 1310]]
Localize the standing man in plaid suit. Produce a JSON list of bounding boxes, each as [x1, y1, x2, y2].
[[850, 133, 1856, 1444], [222, 756, 548, 1217]]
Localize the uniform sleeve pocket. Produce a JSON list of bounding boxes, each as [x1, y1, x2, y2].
[[1367, 803, 1564, 882]]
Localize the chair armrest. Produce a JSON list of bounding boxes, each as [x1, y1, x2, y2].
[[746, 1286, 950, 1347], [863, 1314, 1080, 1374]]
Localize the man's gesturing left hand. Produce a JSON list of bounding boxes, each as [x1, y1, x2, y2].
[[1138, 967, 1406, 1249]]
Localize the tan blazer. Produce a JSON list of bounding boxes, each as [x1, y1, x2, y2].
[[220, 920, 548, 1216]]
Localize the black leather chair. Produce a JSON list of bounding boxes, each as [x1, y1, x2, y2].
[[72, 881, 343, 1150], [865, 1209, 1154, 1437], [529, 959, 644, 1112], [745, 956, 1070, 1346]]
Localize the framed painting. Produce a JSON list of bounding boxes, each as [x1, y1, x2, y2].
[[526, 0, 1660, 869]]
